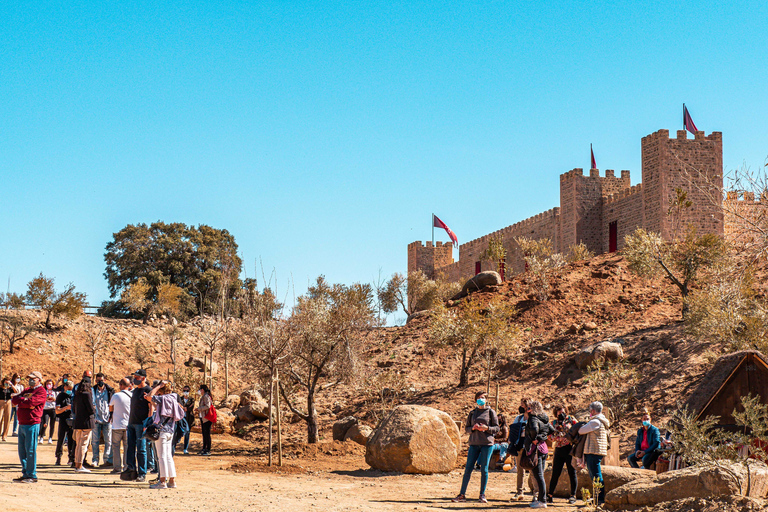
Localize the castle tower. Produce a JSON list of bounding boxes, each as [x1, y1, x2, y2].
[[641, 129, 723, 239], [407, 241, 454, 279], [559, 168, 631, 255]]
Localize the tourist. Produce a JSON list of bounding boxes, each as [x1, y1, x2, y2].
[[91, 373, 114, 467], [628, 411, 660, 470], [578, 401, 610, 505], [126, 369, 151, 482], [490, 410, 510, 468], [54, 373, 71, 392], [524, 400, 552, 509], [452, 391, 499, 504], [11, 371, 46, 483], [1, 377, 13, 441], [72, 375, 95, 473], [174, 385, 195, 454], [196, 384, 213, 456], [546, 405, 578, 505], [39, 379, 58, 444], [54, 381, 75, 466], [146, 380, 184, 489], [10, 373, 24, 436], [509, 397, 531, 501], [109, 378, 132, 474]]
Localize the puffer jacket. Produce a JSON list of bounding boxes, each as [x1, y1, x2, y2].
[[523, 413, 552, 451], [579, 413, 610, 456]]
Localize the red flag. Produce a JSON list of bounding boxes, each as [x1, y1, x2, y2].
[[433, 214, 458, 247], [683, 104, 698, 134], [590, 144, 596, 170]]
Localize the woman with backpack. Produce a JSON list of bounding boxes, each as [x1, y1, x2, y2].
[[146, 380, 184, 489], [195, 384, 213, 456], [546, 405, 578, 505], [523, 400, 551, 509], [452, 391, 499, 504]]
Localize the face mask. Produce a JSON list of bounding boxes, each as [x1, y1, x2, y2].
[[97, 381, 104, 387], [28, 379, 36, 387], [197, 390, 203, 396], [642, 420, 651, 428], [558, 413, 566, 422], [476, 398, 486, 407], [132, 378, 142, 386], [14, 379, 20, 384], [65, 390, 72, 395], [183, 391, 190, 396], [63, 378, 68, 384], [518, 406, 525, 414], [3, 383, 8, 388], [46, 384, 53, 390]]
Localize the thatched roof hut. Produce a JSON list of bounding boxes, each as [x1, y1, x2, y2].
[[683, 350, 768, 427]]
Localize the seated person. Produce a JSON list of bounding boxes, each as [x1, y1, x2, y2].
[[628, 411, 660, 469], [489, 413, 510, 468]]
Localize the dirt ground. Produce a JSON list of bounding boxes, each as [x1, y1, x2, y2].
[[0, 433, 583, 512]]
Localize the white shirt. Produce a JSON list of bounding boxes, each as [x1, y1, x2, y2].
[[109, 389, 133, 430]]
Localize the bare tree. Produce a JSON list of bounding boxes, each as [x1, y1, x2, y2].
[[84, 325, 110, 376], [134, 341, 156, 371], [200, 319, 227, 389], [163, 326, 184, 377]]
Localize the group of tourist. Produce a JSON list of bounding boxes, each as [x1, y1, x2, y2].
[[3, 368, 215, 488], [453, 391, 623, 509]]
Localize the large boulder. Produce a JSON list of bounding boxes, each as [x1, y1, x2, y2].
[[344, 424, 373, 446], [239, 389, 265, 407], [214, 407, 237, 433], [451, 271, 502, 300], [333, 416, 358, 441], [605, 463, 768, 510], [574, 341, 624, 369], [184, 356, 218, 374], [529, 465, 653, 498], [365, 405, 460, 474], [222, 394, 241, 410]]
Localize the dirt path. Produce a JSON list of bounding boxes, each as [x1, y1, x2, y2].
[[0, 434, 582, 511]]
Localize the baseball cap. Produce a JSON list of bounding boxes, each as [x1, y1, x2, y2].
[[27, 371, 43, 380], [133, 369, 147, 377]]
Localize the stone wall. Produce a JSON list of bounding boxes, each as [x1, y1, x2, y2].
[[603, 184, 645, 253], [724, 192, 767, 248], [407, 241, 454, 279]]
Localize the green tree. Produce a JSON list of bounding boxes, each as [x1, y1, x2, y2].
[[121, 277, 185, 324], [379, 270, 460, 317], [280, 276, 375, 443], [624, 227, 728, 317], [26, 273, 87, 329], [104, 222, 242, 316], [428, 297, 519, 388], [480, 235, 507, 280]]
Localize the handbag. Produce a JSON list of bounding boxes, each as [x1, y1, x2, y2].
[[143, 415, 170, 441], [204, 402, 217, 423], [519, 444, 538, 470]]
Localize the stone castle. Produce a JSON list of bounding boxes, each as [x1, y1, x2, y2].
[[409, 128, 760, 283]]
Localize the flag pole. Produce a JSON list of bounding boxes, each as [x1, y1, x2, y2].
[[431, 214, 434, 245], [683, 103, 685, 129]]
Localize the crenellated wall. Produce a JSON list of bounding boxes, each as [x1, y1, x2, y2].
[[603, 183, 645, 252]]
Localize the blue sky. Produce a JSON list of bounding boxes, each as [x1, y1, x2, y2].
[[2, 1, 767, 318]]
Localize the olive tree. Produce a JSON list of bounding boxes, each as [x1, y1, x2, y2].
[[26, 273, 87, 329]]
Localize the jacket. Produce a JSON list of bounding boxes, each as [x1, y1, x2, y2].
[[634, 424, 660, 453], [579, 413, 610, 456], [92, 383, 115, 402], [11, 385, 47, 425], [507, 415, 527, 455], [465, 407, 500, 446], [524, 413, 552, 451], [72, 389, 96, 430], [568, 421, 587, 459]]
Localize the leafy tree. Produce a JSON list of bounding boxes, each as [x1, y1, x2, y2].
[[514, 237, 565, 301], [480, 235, 507, 280], [1, 292, 26, 310], [104, 222, 242, 316], [25, 273, 87, 329], [237, 278, 283, 321], [121, 277, 185, 324], [379, 270, 460, 317], [624, 227, 727, 317], [428, 297, 519, 387], [280, 276, 375, 443], [134, 341, 156, 371]]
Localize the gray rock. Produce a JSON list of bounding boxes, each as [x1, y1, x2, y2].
[[451, 271, 502, 300], [333, 416, 358, 441], [574, 341, 624, 369]]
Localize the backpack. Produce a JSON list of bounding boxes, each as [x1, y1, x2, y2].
[[204, 402, 217, 423]]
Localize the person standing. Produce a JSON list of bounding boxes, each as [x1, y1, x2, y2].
[[11, 371, 46, 483], [509, 397, 531, 501], [195, 384, 213, 456], [109, 378, 132, 474], [546, 405, 578, 505], [452, 391, 499, 504], [146, 380, 184, 489], [0, 377, 14, 441], [72, 376, 95, 473], [628, 411, 660, 470], [579, 401, 610, 506], [174, 385, 195, 454], [91, 373, 114, 467], [54, 381, 75, 466], [39, 379, 58, 444], [524, 400, 552, 509], [10, 373, 24, 436], [126, 369, 151, 482]]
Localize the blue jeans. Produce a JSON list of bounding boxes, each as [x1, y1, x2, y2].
[[18, 423, 40, 479], [126, 423, 147, 477], [585, 454, 605, 503], [628, 450, 659, 470], [11, 407, 18, 434], [459, 445, 493, 496], [491, 442, 509, 463], [92, 422, 112, 464]]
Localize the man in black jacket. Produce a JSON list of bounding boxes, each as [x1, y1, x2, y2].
[[91, 373, 115, 467], [54, 381, 74, 466], [125, 369, 151, 482]]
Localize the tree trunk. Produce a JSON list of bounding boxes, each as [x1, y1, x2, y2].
[[92, 353, 96, 377], [306, 391, 318, 444], [680, 285, 690, 318], [225, 352, 229, 398], [276, 367, 282, 467], [45, 309, 53, 330], [268, 367, 274, 466]]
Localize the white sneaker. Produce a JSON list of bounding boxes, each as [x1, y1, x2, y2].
[[74, 467, 91, 473], [530, 501, 547, 509], [150, 481, 168, 489], [38, 438, 42, 444], [48, 438, 53, 444]]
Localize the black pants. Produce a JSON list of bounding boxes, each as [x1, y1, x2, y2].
[[533, 450, 547, 502], [56, 420, 74, 462], [40, 409, 56, 439], [201, 421, 212, 452], [548, 445, 577, 498]]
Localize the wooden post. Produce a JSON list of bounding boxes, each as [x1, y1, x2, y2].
[[495, 382, 500, 410], [225, 352, 229, 398], [276, 367, 282, 467], [268, 368, 274, 466], [203, 353, 208, 386]]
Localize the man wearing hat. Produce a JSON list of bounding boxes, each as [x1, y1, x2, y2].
[[11, 371, 47, 483], [125, 369, 151, 482]]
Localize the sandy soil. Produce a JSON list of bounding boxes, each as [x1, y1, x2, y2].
[[0, 433, 582, 512]]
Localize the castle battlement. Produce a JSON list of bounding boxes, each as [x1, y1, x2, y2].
[[604, 183, 644, 205]]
